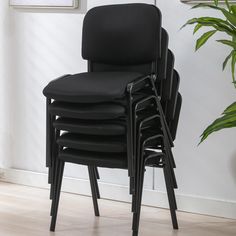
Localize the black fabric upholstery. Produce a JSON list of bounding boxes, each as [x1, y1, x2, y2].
[[90, 62, 153, 75], [82, 4, 162, 65], [166, 70, 180, 122], [90, 28, 168, 80], [59, 148, 128, 168], [53, 117, 126, 136], [57, 133, 126, 153], [170, 93, 182, 140], [156, 28, 168, 96], [162, 50, 174, 101], [58, 148, 163, 169], [157, 28, 169, 82], [49, 101, 126, 120], [43, 72, 143, 103]]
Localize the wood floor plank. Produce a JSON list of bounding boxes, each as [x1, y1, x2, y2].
[[0, 182, 235, 236]]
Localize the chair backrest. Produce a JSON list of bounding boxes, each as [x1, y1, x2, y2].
[[162, 50, 175, 102], [170, 93, 182, 140], [82, 4, 162, 75], [166, 70, 180, 123], [156, 28, 169, 95]]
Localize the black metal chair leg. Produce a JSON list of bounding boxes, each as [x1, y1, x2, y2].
[[46, 98, 51, 169], [131, 194, 136, 213], [132, 167, 145, 236], [163, 164, 178, 229], [163, 148, 178, 189], [88, 166, 100, 217], [50, 129, 60, 201], [50, 156, 61, 216], [50, 160, 65, 232], [92, 167, 100, 199], [167, 149, 178, 189], [164, 149, 178, 209], [169, 150, 176, 168], [94, 167, 100, 179], [169, 164, 178, 189]]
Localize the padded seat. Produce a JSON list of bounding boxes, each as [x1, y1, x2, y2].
[[59, 148, 128, 168], [49, 101, 126, 120], [57, 133, 126, 153], [58, 149, 164, 169], [53, 117, 126, 136], [43, 72, 143, 103]]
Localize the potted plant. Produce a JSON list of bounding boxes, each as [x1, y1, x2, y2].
[[183, 0, 236, 143]]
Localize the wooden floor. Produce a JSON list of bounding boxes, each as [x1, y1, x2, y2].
[[0, 182, 236, 236]]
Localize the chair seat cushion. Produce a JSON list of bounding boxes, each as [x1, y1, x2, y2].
[[59, 148, 128, 169], [53, 117, 126, 136], [49, 101, 126, 120], [58, 148, 163, 169], [43, 72, 143, 103], [57, 133, 126, 153]]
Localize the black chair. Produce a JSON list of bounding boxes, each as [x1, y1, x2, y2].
[[43, 4, 182, 236]]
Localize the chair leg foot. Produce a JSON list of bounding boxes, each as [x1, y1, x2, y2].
[[50, 219, 56, 232], [163, 165, 179, 230], [88, 166, 100, 217], [50, 160, 64, 232], [132, 230, 138, 236], [132, 167, 145, 235]]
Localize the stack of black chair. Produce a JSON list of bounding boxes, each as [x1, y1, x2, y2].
[[43, 4, 182, 236]]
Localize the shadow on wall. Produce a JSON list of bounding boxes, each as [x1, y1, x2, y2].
[[9, 0, 87, 14]]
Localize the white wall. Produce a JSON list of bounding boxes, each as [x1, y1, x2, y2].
[[0, 1, 12, 168], [1, 0, 236, 218], [155, 0, 236, 202]]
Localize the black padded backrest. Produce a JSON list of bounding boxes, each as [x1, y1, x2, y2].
[[156, 28, 169, 95], [170, 93, 182, 141], [90, 27, 167, 77], [157, 28, 169, 81], [82, 4, 162, 65], [166, 70, 180, 122], [162, 50, 175, 101], [89, 62, 154, 75]]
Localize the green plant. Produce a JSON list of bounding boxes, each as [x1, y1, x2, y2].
[[182, 0, 236, 143]]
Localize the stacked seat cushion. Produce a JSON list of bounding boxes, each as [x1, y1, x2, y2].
[[43, 72, 143, 103], [53, 118, 126, 136], [59, 148, 128, 168], [49, 101, 126, 120], [58, 148, 163, 169], [57, 133, 126, 153]]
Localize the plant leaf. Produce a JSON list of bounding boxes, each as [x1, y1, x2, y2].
[[217, 39, 236, 49], [200, 111, 236, 143], [197, 16, 235, 29], [181, 18, 198, 29], [231, 5, 236, 15], [225, 0, 231, 11], [223, 101, 236, 114], [222, 50, 234, 70], [192, 3, 236, 28], [214, 0, 219, 6], [196, 30, 217, 51], [231, 50, 236, 83], [193, 23, 203, 34], [221, 9, 236, 27], [191, 3, 221, 10], [182, 17, 236, 37]]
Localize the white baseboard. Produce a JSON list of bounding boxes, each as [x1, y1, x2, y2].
[[1, 168, 236, 219]]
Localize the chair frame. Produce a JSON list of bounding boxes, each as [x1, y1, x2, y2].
[[46, 73, 178, 235]]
